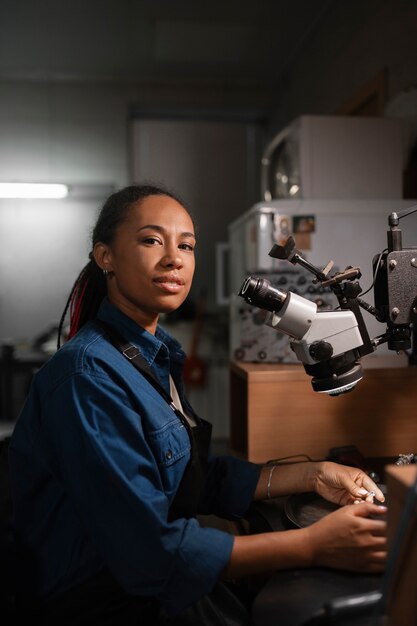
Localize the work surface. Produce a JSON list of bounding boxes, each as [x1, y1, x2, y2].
[[248, 493, 383, 626]]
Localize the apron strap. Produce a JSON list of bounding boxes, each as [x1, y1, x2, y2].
[[94, 320, 179, 413]]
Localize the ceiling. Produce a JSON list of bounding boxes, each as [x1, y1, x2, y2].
[[0, 0, 332, 88]]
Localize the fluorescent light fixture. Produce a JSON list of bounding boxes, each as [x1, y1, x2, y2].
[[0, 182, 69, 199]]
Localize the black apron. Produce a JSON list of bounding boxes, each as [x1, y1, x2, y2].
[[39, 321, 252, 626]]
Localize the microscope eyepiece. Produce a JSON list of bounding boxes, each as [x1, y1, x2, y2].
[[239, 276, 287, 312]]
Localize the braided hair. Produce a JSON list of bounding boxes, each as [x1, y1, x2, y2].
[[57, 183, 186, 348]]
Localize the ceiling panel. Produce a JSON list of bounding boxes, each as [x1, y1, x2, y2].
[[0, 0, 332, 85]]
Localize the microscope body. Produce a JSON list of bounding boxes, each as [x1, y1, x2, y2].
[[264, 292, 363, 366]]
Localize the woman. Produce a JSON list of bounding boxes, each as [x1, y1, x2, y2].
[[8, 184, 387, 625]]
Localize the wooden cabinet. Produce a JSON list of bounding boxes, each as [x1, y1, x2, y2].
[[230, 360, 417, 463]]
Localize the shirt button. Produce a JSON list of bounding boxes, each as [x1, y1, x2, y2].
[[165, 450, 173, 461]]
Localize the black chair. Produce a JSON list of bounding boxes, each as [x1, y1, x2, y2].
[[297, 590, 383, 625], [251, 566, 384, 626], [0, 436, 38, 622]]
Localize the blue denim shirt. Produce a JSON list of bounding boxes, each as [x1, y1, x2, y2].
[[8, 298, 260, 615]]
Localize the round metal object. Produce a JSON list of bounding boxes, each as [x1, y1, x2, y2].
[[284, 485, 387, 529]]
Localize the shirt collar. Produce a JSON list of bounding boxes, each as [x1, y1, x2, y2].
[[96, 298, 186, 368]]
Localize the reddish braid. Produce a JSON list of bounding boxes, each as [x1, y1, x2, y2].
[[67, 270, 90, 341], [57, 261, 105, 348]]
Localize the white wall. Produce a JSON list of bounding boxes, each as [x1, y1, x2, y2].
[[0, 197, 101, 342], [0, 81, 133, 343]]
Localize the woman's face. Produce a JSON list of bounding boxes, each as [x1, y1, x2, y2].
[[95, 194, 196, 333]]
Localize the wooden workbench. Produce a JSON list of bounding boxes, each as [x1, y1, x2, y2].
[[230, 359, 417, 463]]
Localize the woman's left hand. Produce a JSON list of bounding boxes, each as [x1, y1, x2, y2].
[[312, 461, 385, 506]]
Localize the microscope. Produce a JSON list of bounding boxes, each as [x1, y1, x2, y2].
[[238, 205, 417, 396]]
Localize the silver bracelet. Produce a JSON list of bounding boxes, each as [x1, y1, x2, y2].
[[267, 464, 277, 500]]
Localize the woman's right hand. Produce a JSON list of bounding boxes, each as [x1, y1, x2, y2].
[[224, 501, 387, 580], [306, 502, 387, 573]]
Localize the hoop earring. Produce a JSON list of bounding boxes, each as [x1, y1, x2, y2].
[[103, 268, 109, 276]]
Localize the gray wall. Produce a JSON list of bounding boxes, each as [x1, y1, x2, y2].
[[0, 196, 100, 341], [0, 81, 130, 188]]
